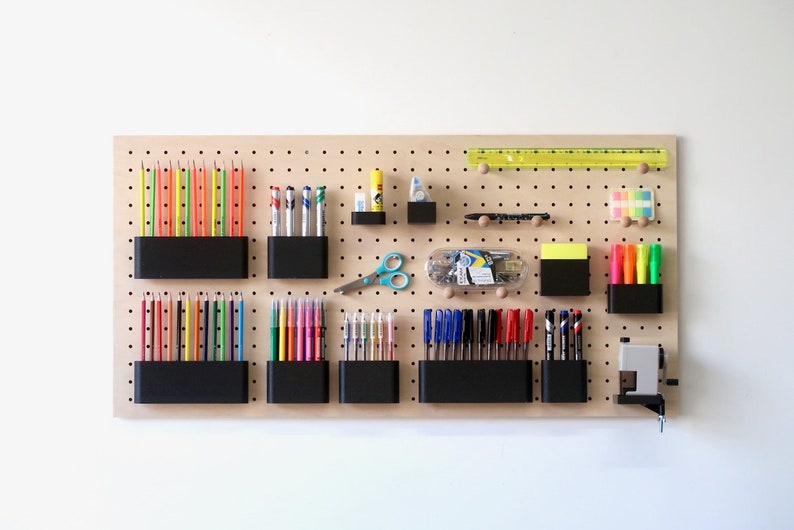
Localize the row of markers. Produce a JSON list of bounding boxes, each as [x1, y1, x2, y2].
[[139, 160, 244, 238], [422, 308, 585, 361], [269, 298, 326, 361], [140, 292, 244, 362]]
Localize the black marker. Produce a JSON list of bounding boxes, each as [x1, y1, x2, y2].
[[559, 310, 569, 361], [544, 309, 555, 361]]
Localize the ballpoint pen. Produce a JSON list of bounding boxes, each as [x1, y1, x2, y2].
[[351, 312, 359, 361], [463, 309, 473, 361], [559, 309, 569, 361], [487, 309, 497, 360], [494, 309, 503, 360], [343, 312, 351, 361], [477, 309, 486, 360], [434, 309, 443, 361], [522, 309, 533, 361], [544, 309, 555, 361], [423, 309, 432, 361], [443, 309, 452, 360], [506, 309, 518, 360], [452, 309, 462, 360], [304, 298, 314, 362]]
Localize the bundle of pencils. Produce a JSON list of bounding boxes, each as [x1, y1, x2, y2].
[[139, 160, 245, 237]]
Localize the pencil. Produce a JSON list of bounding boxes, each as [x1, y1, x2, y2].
[[156, 293, 162, 361], [219, 293, 226, 361], [175, 162, 182, 237], [166, 293, 173, 361], [229, 293, 235, 361], [176, 293, 182, 361], [220, 161, 227, 237], [167, 162, 173, 236], [140, 293, 146, 361], [230, 161, 236, 238], [156, 162, 163, 237], [211, 162, 217, 236], [194, 293, 200, 361], [201, 161, 207, 237], [185, 162, 191, 237], [139, 162, 145, 237], [238, 293, 244, 361], [239, 161, 244, 236], [185, 292, 191, 361], [212, 293, 218, 361], [203, 293, 209, 361], [149, 294, 155, 362]]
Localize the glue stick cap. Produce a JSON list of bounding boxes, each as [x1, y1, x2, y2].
[[409, 176, 432, 202]]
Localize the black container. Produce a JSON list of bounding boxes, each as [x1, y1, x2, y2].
[[134, 361, 248, 404], [339, 361, 400, 403], [134, 236, 248, 279], [540, 360, 588, 403], [266, 361, 329, 403], [267, 236, 329, 279], [418, 361, 532, 403]]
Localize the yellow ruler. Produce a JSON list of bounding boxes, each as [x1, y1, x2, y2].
[[466, 147, 668, 169]]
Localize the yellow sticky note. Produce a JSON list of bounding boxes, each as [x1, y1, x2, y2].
[[541, 243, 587, 260]]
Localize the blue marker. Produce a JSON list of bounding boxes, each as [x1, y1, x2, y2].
[[423, 309, 432, 361]]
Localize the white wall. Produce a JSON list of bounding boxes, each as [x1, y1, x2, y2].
[[2, 1, 792, 528]]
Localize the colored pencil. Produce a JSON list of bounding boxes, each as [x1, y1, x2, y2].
[[211, 162, 217, 236], [239, 162, 244, 236]]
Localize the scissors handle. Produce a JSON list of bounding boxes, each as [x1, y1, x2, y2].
[[376, 252, 404, 274], [380, 271, 409, 290]]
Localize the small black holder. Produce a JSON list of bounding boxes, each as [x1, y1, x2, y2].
[[134, 236, 248, 279], [351, 211, 386, 225], [541, 360, 588, 403], [134, 361, 248, 404], [540, 259, 589, 296], [339, 361, 400, 403], [266, 361, 329, 403], [607, 284, 663, 313], [267, 236, 329, 279], [407, 202, 436, 224], [418, 361, 532, 403]]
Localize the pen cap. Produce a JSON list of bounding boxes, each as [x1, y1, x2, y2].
[[423, 309, 432, 343], [523, 309, 534, 342], [434, 309, 443, 342], [453, 310, 462, 342]]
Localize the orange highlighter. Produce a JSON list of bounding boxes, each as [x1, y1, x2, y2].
[[623, 244, 636, 284]]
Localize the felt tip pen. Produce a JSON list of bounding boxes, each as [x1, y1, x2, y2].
[[301, 186, 312, 237], [610, 244, 624, 284], [270, 299, 278, 361], [287, 298, 295, 361], [278, 298, 287, 361], [544, 309, 555, 361], [423, 309, 432, 361], [559, 309, 569, 361], [296, 298, 304, 361], [573, 309, 583, 361], [649, 244, 662, 284], [636, 244, 649, 284]]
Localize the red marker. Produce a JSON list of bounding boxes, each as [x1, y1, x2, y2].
[[522, 309, 534, 361]]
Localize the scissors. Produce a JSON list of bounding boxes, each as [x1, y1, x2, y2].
[[333, 252, 410, 294]]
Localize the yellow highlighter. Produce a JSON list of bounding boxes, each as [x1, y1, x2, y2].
[[636, 244, 649, 284]]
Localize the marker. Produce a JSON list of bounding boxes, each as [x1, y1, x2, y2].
[[636, 244, 649, 284], [304, 298, 314, 361], [623, 244, 636, 284], [370, 169, 383, 212], [315, 186, 326, 236], [544, 309, 555, 360], [559, 309, 569, 361], [522, 309, 533, 361], [434, 309, 443, 361], [301, 186, 312, 236], [296, 298, 305, 361], [284, 186, 295, 236], [649, 244, 662, 284], [423, 309, 432, 361], [573, 310, 583, 361], [610, 244, 624, 284], [278, 298, 286, 361], [270, 186, 281, 236]]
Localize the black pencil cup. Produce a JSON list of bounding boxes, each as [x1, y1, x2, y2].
[[339, 361, 400, 403], [266, 361, 329, 403], [267, 236, 329, 279], [134, 361, 249, 404], [351, 211, 386, 225], [418, 361, 532, 403], [407, 202, 436, 224], [607, 284, 663, 313], [540, 360, 588, 403], [539, 259, 590, 296], [134, 236, 248, 279]]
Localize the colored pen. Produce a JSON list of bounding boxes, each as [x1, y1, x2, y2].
[[649, 244, 662, 284], [296, 298, 305, 361], [494, 309, 503, 360], [487, 309, 497, 360], [477, 309, 486, 360], [315, 186, 326, 237], [278, 298, 286, 361], [285, 186, 295, 237], [636, 244, 649, 284], [573, 309, 583, 361], [610, 244, 624, 284], [443, 309, 452, 360], [175, 293, 182, 361], [506, 309, 518, 360], [305, 298, 314, 361], [270, 186, 281, 236], [434, 309, 443, 361], [360, 312, 368, 362], [287, 298, 295, 361], [623, 244, 636, 284], [522, 309, 533, 361], [544, 309, 555, 361], [462, 309, 473, 361], [211, 293, 217, 361], [423, 309, 432, 361], [351, 312, 359, 361], [386, 312, 395, 361], [559, 309, 569, 361], [301, 186, 312, 236], [369, 313, 377, 360], [316, 299, 324, 361]]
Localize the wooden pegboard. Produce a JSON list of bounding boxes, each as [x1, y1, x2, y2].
[[113, 135, 678, 420]]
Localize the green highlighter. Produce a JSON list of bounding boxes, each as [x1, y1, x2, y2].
[[649, 244, 662, 284]]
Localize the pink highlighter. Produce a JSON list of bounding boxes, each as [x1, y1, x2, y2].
[[610, 244, 624, 284]]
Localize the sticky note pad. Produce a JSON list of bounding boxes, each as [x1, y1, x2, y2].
[[541, 243, 588, 260], [609, 188, 654, 221]]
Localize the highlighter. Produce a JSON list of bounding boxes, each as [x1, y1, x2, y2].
[[610, 244, 624, 284], [649, 244, 662, 284], [370, 169, 383, 212], [623, 244, 636, 285], [635, 244, 649, 284]]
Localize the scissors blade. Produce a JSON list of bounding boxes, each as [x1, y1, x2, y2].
[[333, 272, 378, 293]]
